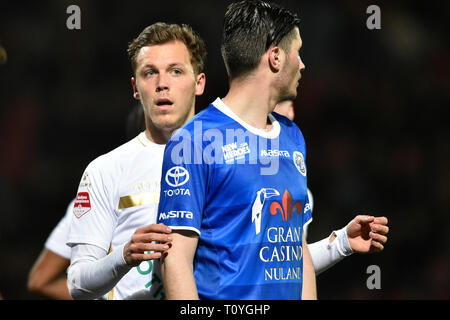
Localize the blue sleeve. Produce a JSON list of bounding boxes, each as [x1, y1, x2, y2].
[[157, 132, 207, 235], [304, 189, 313, 228]]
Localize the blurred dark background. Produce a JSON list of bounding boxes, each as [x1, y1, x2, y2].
[[0, 0, 448, 300]]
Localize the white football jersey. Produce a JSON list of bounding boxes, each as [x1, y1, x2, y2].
[[45, 199, 75, 260], [67, 131, 165, 300]]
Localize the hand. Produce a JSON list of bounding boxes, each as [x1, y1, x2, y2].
[[123, 223, 172, 267], [346, 215, 389, 253]]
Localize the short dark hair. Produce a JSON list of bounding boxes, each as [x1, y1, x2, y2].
[[128, 22, 207, 76], [221, 0, 301, 79]]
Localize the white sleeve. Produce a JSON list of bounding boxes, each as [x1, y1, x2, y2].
[[307, 226, 354, 276], [44, 199, 75, 259], [67, 243, 131, 300], [67, 160, 117, 252]]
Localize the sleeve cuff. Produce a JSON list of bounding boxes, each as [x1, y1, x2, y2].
[[329, 226, 354, 256]]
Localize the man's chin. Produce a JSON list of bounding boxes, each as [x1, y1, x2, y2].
[[153, 117, 185, 132]]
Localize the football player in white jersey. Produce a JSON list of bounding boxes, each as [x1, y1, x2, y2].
[[66, 22, 206, 300]]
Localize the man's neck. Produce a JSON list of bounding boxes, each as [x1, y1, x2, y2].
[[144, 121, 173, 145], [222, 77, 278, 131]]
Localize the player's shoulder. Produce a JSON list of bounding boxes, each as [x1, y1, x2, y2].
[[271, 112, 305, 138], [271, 111, 300, 131], [271, 111, 293, 126], [86, 134, 143, 173]]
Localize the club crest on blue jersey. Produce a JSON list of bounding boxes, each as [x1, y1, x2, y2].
[[293, 151, 306, 176]]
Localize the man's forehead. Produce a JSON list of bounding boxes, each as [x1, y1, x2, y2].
[[293, 27, 302, 47], [135, 40, 192, 68]]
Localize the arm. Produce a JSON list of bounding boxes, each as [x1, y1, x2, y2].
[[308, 215, 389, 275], [161, 230, 199, 300], [68, 223, 172, 300], [27, 249, 72, 300], [68, 243, 129, 300], [302, 234, 317, 300], [28, 200, 75, 300]]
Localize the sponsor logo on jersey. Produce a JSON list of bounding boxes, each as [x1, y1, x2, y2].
[[222, 142, 251, 163], [73, 191, 91, 218], [293, 151, 306, 176], [165, 166, 190, 187], [269, 189, 303, 221], [251, 188, 280, 235], [260, 149, 290, 158], [251, 188, 305, 283], [159, 210, 194, 220], [79, 171, 91, 188], [163, 188, 191, 197]]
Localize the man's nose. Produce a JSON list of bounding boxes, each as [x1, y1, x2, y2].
[[298, 55, 306, 71], [156, 73, 169, 92]]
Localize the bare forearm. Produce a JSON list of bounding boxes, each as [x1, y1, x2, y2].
[[28, 249, 72, 300], [37, 277, 72, 300], [162, 254, 198, 299], [302, 237, 317, 300], [161, 231, 199, 300]]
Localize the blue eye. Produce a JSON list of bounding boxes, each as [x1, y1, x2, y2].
[[172, 69, 181, 75]]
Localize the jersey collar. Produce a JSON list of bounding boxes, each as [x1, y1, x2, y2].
[[212, 98, 281, 139]]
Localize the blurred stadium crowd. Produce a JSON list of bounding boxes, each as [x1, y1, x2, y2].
[[0, 0, 448, 299]]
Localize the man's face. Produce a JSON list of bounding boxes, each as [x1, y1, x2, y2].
[[131, 40, 205, 133], [278, 28, 305, 101]]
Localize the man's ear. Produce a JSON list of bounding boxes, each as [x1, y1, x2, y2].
[[195, 73, 206, 96], [131, 77, 140, 100], [268, 46, 282, 72]]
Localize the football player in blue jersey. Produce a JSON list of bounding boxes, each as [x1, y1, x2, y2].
[[158, 1, 388, 300], [159, 0, 316, 300]]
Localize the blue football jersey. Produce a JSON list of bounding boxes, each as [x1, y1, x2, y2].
[[157, 98, 312, 300]]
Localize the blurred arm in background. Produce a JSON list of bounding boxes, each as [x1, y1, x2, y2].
[[27, 200, 74, 300]]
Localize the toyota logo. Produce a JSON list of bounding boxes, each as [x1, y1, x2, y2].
[[165, 166, 190, 187]]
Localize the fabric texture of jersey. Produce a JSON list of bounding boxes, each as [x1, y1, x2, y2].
[[157, 98, 312, 300], [45, 199, 75, 259], [67, 132, 165, 300]]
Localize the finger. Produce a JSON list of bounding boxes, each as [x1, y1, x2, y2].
[[370, 223, 389, 235], [136, 223, 172, 234], [369, 231, 387, 244], [354, 215, 374, 224], [134, 232, 173, 244], [131, 242, 170, 253], [370, 239, 384, 252], [373, 216, 388, 225], [133, 251, 163, 262]]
